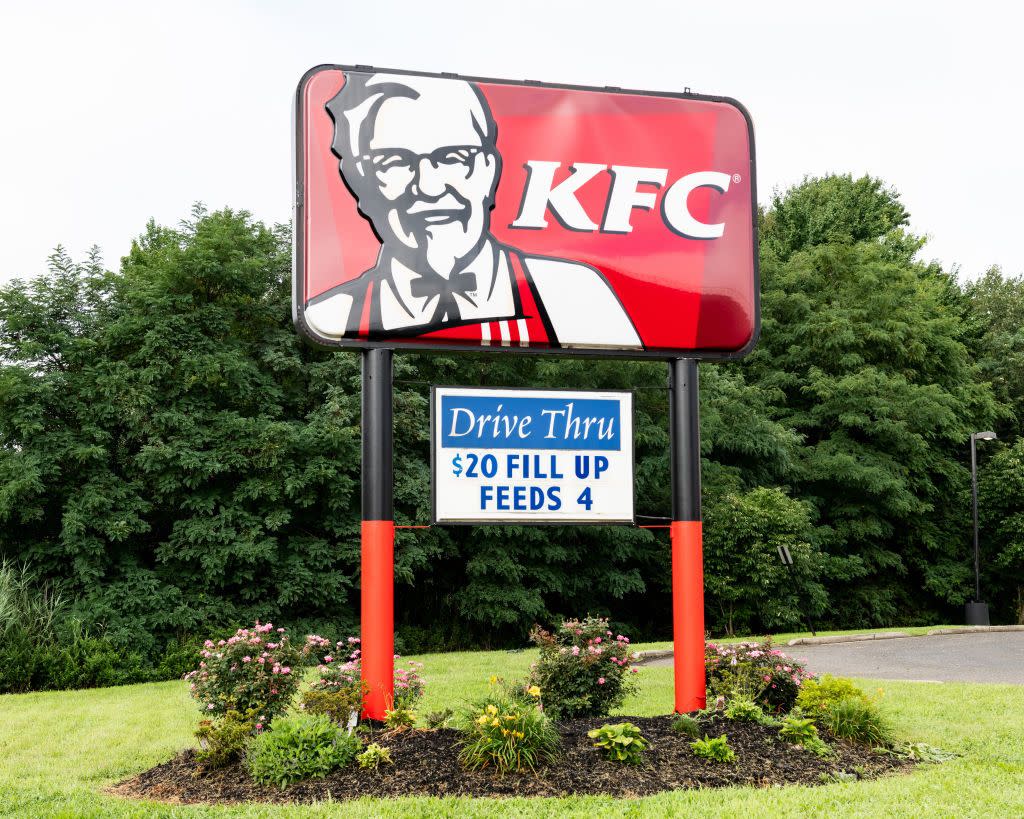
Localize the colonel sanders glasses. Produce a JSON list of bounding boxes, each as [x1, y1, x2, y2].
[[361, 145, 487, 184]]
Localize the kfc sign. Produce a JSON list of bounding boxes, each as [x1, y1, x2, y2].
[[294, 65, 758, 359]]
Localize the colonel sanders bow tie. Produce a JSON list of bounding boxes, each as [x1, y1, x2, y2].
[[411, 270, 478, 324]]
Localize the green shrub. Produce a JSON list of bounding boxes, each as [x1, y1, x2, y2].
[[154, 635, 206, 681], [671, 713, 701, 738], [384, 706, 417, 731], [185, 621, 302, 723], [246, 714, 361, 788], [357, 742, 393, 769], [691, 734, 736, 763], [195, 709, 259, 768], [779, 715, 833, 758], [705, 640, 814, 712], [304, 635, 424, 712], [426, 708, 455, 729], [724, 696, 776, 725], [300, 689, 362, 726], [458, 685, 560, 773], [822, 697, 895, 747], [588, 722, 648, 764], [527, 617, 638, 720], [796, 675, 869, 715]]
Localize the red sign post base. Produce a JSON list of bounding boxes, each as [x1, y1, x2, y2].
[[671, 520, 706, 713], [361, 519, 394, 720]]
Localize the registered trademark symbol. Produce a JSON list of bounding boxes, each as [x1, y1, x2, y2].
[[732, 174, 742, 184]]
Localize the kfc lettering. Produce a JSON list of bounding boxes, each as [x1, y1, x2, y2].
[[295, 66, 758, 358], [511, 164, 733, 239]]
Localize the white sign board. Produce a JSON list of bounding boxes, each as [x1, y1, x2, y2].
[[432, 387, 634, 524]]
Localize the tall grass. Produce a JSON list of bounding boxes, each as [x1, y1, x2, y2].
[[0, 559, 65, 642]]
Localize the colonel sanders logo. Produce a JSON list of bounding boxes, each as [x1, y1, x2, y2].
[[303, 72, 642, 350]]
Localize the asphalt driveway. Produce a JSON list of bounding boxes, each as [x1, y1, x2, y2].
[[649, 632, 1024, 683]]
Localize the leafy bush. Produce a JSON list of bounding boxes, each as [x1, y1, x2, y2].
[[299, 689, 362, 726], [357, 742, 393, 769], [195, 709, 260, 768], [821, 697, 895, 747], [588, 722, 648, 764], [185, 621, 302, 722], [527, 617, 638, 719], [724, 696, 776, 725], [690, 734, 736, 763], [154, 635, 207, 681], [458, 684, 561, 773], [796, 675, 869, 715], [779, 715, 833, 758], [246, 714, 362, 788], [705, 640, 814, 712], [384, 706, 417, 731], [0, 562, 149, 693], [426, 708, 455, 729], [305, 634, 424, 711], [671, 713, 701, 738]]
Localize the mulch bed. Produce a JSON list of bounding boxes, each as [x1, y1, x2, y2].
[[111, 715, 914, 803]]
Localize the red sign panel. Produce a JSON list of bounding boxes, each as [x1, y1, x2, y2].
[[294, 65, 758, 359]]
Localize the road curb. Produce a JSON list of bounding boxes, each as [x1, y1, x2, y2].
[[926, 625, 1024, 636], [787, 632, 911, 646], [633, 649, 673, 664]]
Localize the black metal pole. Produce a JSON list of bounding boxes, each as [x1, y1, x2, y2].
[[362, 348, 393, 520], [360, 347, 394, 719], [965, 433, 990, 626], [970, 435, 981, 602], [669, 358, 705, 712], [669, 359, 701, 522]]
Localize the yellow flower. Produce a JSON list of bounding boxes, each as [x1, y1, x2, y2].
[[527, 685, 542, 697], [515, 731, 524, 739], [491, 718, 501, 727], [489, 675, 498, 685], [501, 728, 509, 736], [877, 688, 885, 697], [477, 715, 488, 725], [486, 704, 498, 715], [504, 715, 516, 721]]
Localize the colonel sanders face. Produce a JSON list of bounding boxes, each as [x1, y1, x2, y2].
[[327, 75, 501, 278]]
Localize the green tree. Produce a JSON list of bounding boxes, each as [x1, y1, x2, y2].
[[702, 487, 824, 635], [977, 440, 1024, 624], [761, 174, 918, 264], [748, 238, 1000, 625], [963, 266, 1024, 441]]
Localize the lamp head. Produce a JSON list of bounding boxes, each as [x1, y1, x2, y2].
[[974, 431, 998, 441]]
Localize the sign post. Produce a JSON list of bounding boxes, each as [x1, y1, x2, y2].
[[361, 348, 394, 719], [669, 359, 705, 713]]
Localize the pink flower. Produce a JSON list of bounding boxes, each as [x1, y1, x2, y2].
[[255, 723, 263, 730], [324, 655, 333, 663], [207, 703, 215, 710], [595, 637, 602, 644], [281, 667, 291, 675], [572, 646, 581, 656], [630, 667, 639, 674], [242, 656, 251, 663], [597, 677, 606, 685]]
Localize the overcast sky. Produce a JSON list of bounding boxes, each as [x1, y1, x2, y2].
[[1, 1, 1020, 284]]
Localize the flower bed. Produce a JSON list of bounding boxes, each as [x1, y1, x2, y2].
[[112, 713, 914, 803]]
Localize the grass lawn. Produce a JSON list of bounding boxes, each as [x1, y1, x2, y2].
[[1, 629, 1022, 817]]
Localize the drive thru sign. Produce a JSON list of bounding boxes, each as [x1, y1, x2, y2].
[[432, 387, 634, 524]]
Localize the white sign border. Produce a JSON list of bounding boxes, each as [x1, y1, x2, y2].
[[430, 385, 636, 526]]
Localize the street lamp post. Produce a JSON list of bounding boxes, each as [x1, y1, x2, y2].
[[966, 430, 997, 626]]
